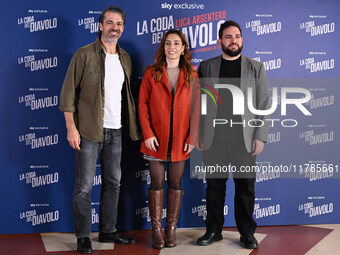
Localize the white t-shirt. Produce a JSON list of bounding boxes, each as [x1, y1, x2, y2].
[[103, 53, 124, 129]]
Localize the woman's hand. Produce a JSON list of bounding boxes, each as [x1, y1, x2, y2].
[[145, 137, 159, 152], [184, 144, 195, 154]]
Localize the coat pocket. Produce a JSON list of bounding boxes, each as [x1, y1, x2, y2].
[[82, 68, 99, 86]]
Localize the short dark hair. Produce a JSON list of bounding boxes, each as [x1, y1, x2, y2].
[[218, 20, 242, 39], [98, 6, 126, 38]]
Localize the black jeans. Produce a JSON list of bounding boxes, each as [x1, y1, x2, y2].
[[203, 140, 257, 236]]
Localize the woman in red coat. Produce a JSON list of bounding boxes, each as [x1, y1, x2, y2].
[[139, 29, 199, 249]]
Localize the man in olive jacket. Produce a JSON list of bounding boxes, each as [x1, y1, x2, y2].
[[59, 6, 140, 254]]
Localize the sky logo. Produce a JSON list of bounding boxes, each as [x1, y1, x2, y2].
[[161, 2, 173, 10]]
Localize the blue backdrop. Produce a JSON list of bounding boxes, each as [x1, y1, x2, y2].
[[0, 0, 339, 234]]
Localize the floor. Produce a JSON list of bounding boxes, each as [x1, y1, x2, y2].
[[0, 224, 339, 255]]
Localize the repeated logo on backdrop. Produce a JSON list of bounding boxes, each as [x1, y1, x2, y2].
[[19, 165, 59, 188], [17, 51, 58, 72], [17, 10, 58, 32], [251, 52, 282, 72], [245, 14, 282, 36], [254, 201, 281, 220], [191, 203, 207, 221], [91, 204, 100, 225], [299, 197, 334, 218], [20, 205, 60, 227], [298, 84, 336, 147], [19, 167, 60, 228], [299, 124, 334, 146], [19, 127, 59, 150], [19, 90, 58, 111], [300, 15, 335, 37], [300, 52, 335, 73], [135, 163, 151, 185], [77, 11, 101, 34]]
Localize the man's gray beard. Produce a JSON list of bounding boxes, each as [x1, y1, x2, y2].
[[222, 44, 243, 57], [103, 30, 120, 43]]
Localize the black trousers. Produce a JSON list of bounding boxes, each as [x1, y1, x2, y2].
[[203, 140, 257, 236]]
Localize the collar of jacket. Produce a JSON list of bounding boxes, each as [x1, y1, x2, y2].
[[94, 38, 122, 54], [94, 38, 129, 81]]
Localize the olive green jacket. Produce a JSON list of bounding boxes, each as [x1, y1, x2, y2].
[[59, 38, 140, 141]]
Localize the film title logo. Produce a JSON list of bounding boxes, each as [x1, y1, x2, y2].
[[19, 132, 59, 149], [305, 92, 334, 110], [191, 204, 210, 220], [299, 202, 314, 214], [137, 10, 225, 48], [17, 15, 57, 32], [246, 19, 281, 35], [18, 54, 58, 72], [300, 21, 335, 36], [253, 57, 281, 71], [299, 201, 333, 217], [20, 210, 59, 226], [136, 169, 151, 184], [136, 206, 166, 222], [78, 16, 98, 33], [254, 203, 280, 219], [19, 94, 58, 110], [136, 207, 149, 219], [19, 170, 59, 188], [252, 52, 281, 71], [300, 55, 335, 73], [299, 129, 334, 145]]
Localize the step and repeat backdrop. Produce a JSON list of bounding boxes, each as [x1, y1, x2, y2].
[[0, 0, 339, 234]]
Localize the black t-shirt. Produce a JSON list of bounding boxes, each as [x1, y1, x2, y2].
[[214, 56, 244, 142]]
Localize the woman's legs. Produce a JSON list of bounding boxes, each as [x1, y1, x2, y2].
[[167, 161, 186, 190], [149, 161, 166, 190]]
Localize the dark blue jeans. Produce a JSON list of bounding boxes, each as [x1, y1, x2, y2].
[[73, 128, 122, 238]]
